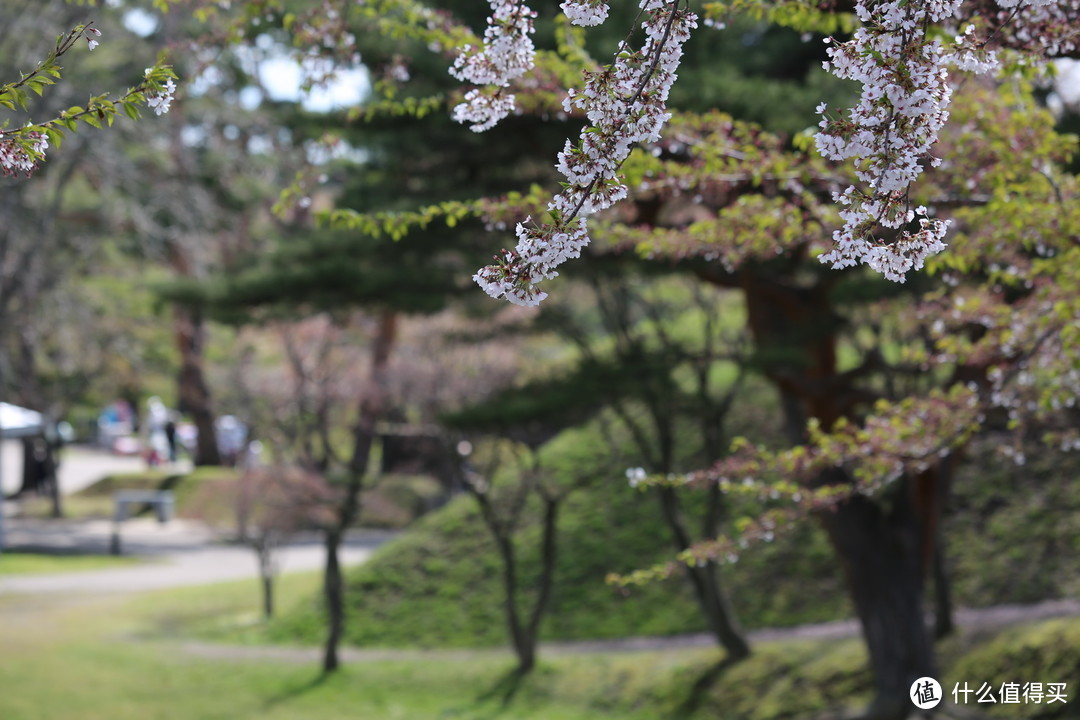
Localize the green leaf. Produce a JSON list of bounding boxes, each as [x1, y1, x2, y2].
[[44, 127, 63, 149]]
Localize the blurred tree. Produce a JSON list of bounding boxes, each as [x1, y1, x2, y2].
[[0, 1, 173, 418], [186, 465, 337, 618]]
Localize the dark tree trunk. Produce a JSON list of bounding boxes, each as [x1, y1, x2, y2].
[[932, 458, 955, 639], [817, 475, 936, 720], [526, 498, 559, 652], [719, 269, 943, 715], [322, 466, 365, 673], [657, 486, 750, 660], [932, 535, 953, 640], [322, 526, 345, 672], [321, 311, 397, 673], [257, 543, 275, 620], [175, 306, 221, 466], [505, 496, 562, 675], [470, 480, 562, 677], [45, 441, 61, 518], [496, 533, 534, 674]]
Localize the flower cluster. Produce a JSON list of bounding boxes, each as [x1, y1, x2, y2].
[[449, 0, 537, 132], [946, 23, 1000, 74], [561, 0, 610, 27], [145, 72, 177, 116], [986, 0, 1078, 58], [86, 26, 102, 51], [814, 0, 962, 282], [474, 0, 698, 305], [0, 130, 47, 177]]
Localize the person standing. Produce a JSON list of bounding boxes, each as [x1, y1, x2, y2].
[[144, 397, 170, 468], [164, 414, 178, 463]]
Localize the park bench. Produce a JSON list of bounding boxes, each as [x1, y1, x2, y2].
[[110, 490, 175, 555]]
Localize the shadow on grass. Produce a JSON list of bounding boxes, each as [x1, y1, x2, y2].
[[475, 666, 528, 707], [433, 666, 529, 720], [671, 655, 741, 719], [262, 669, 333, 709]]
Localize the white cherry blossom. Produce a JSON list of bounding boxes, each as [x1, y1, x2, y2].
[[561, 0, 610, 27], [815, 0, 961, 281], [0, 131, 47, 177], [474, 0, 697, 305], [449, 0, 537, 132]]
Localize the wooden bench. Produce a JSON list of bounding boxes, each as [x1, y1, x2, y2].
[[110, 490, 175, 555]]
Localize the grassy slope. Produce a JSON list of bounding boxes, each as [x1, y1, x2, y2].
[[264, 483, 850, 649], [263, 433, 1080, 651]]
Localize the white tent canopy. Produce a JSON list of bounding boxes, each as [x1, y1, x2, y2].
[[0, 402, 46, 552], [0, 402, 45, 438]]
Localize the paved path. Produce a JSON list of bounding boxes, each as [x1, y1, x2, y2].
[[0, 445, 396, 595], [0, 518, 395, 595]]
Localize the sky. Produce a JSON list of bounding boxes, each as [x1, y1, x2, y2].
[[121, 6, 370, 114]]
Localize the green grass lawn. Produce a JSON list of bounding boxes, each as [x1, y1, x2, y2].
[[0, 550, 142, 575], [0, 583, 672, 720], [0, 569, 1076, 720]]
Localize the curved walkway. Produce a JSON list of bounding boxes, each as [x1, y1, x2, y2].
[[170, 598, 1080, 664]]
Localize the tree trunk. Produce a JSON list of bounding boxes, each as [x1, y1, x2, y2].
[[657, 486, 750, 659], [723, 269, 944, 715], [258, 543, 275, 620], [321, 311, 397, 673], [489, 531, 531, 674], [322, 526, 345, 673], [932, 535, 953, 640], [932, 458, 955, 640], [175, 306, 221, 466], [524, 497, 560, 659], [322, 467, 366, 674], [45, 439, 61, 518], [817, 475, 935, 720]]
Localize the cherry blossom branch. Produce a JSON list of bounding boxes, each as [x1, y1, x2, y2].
[[449, 0, 538, 131], [471, 0, 698, 306], [813, 0, 963, 283], [0, 23, 177, 178]]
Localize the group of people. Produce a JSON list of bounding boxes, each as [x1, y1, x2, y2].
[[98, 397, 250, 469]]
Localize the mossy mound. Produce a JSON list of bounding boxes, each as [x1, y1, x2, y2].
[[268, 480, 849, 648]]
